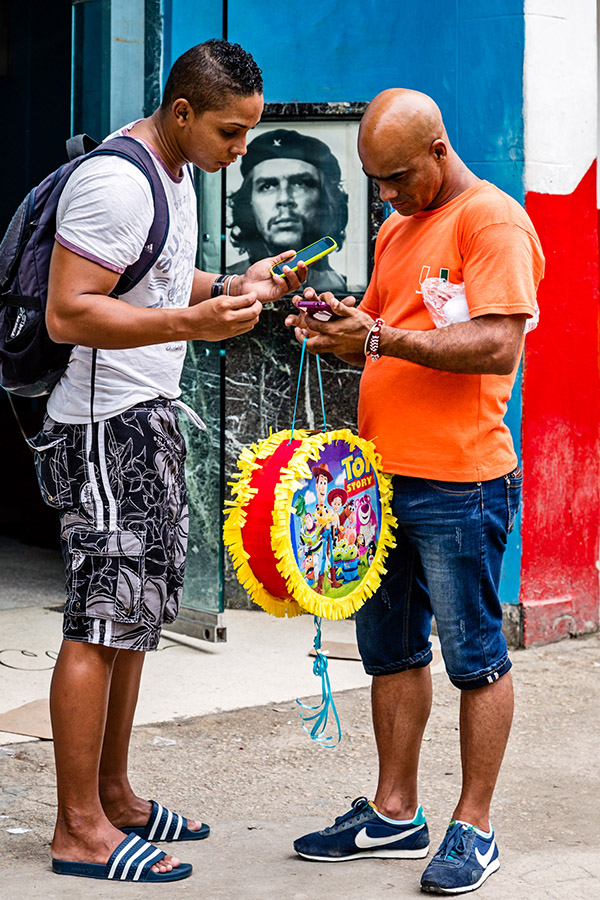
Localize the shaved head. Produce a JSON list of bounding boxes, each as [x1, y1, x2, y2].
[[358, 88, 475, 215], [359, 89, 446, 159]]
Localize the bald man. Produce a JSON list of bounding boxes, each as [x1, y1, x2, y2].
[[286, 90, 544, 895]]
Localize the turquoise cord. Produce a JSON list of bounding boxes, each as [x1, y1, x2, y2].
[[289, 342, 340, 747], [289, 337, 308, 440], [315, 353, 328, 431], [296, 617, 342, 749], [289, 338, 328, 442]]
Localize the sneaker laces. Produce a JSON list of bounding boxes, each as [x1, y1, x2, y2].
[[435, 821, 474, 861], [324, 797, 370, 832]]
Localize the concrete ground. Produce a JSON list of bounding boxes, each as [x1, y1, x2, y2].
[[0, 536, 599, 899]]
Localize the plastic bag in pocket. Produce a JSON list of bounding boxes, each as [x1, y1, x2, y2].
[[421, 277, 539, 333], [421, 278, 470, 328]]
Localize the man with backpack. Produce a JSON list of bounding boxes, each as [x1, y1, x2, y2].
[[18, 40, 305, 884]]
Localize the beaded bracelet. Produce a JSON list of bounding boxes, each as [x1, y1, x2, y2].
[[364, 318, 385, 360]]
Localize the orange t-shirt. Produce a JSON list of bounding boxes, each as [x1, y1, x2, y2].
[[359, 181, 544, 481]]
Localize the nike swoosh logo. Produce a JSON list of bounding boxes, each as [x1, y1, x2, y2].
[[354, 823, 424, 849], [475, 840, 496, 868]]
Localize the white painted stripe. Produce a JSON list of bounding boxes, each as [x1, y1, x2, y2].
[[107, 834, 138, 879], [524, 0, 597, 195], [85, 424, 104, 530], [133, 847, 162, 882], [147, 803, 164, 841], [160, 809, 174, 841], [97, 421, 118, 531], [173, 815, 183, 840]]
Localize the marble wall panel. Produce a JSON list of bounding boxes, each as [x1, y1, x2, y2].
[[179, 341, 223, 612], [223, 305, 361, 607], [182, 306, 362, 611]]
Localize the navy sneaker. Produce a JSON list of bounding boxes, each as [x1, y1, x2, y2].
[[420, 821, 499, 894], [294, 796, 429, 861]]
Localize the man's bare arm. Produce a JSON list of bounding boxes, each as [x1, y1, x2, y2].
[[188, 268, 219, 306], [286, 293, 528, 376], [335, 351, 367, 367], [47, 243, 263, 347], [378, 313, 527, 375]]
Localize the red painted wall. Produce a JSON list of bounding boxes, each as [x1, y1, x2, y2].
[[521, 163, 600, 646]]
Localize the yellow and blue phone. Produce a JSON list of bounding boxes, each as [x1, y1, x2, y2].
[[270, 236, 338, 279]]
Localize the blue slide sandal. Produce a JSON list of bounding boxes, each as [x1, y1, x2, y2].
[[52, 832, 192, 882], [123, 800, 210, 842]]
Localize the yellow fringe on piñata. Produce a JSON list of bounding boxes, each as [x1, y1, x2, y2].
[[223, 428, 397, 621], [223, 429, 306, 618]]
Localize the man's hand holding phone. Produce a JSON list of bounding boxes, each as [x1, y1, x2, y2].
[[236, 234, 339, 304], [235, 250, 308, 303], [285, 288, 372, 366]]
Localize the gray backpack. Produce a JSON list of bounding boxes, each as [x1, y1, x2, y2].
[[0, 134, 169, 397]]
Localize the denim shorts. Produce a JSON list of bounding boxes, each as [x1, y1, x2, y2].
[[355, 467, 522, 690], [30, 400, 188, 652]]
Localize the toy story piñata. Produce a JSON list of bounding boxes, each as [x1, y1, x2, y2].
[[223, 343, 396, 745], [224, 428, 395, 619]]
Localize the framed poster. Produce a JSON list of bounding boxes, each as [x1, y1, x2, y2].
[[225, 102, 373, 296]]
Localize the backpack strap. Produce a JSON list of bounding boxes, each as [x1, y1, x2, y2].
[[1, 294, 41, 310], [6, 393, 35, 451], [85, 136, 170, 296], [65, 134, 99, 161], [75, 137, 172, 453]]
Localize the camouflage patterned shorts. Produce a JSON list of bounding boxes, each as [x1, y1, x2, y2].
[[31, 400, 188, 651]]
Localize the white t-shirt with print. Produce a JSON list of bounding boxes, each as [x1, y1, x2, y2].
[[47, 124, 198, 423]]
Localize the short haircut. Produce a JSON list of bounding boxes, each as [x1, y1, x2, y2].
[[228, 129, 349, 260], [161, 39, 263, 114]]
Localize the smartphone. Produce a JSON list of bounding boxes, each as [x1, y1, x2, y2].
[[270, 236, 337, 279], [295, 298, 337, 321]]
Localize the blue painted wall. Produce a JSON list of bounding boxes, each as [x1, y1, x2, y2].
[[165, 0, 525, 197], [226, 0, 525, 200], [164, 0, 526, 603], [164, 0, 222, 66]]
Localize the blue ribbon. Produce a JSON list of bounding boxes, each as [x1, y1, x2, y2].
[[289, 338, 328, 442], [290, 342, 340, 747], [296, 617, 342, 749], [315, 353, 328, 432]]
